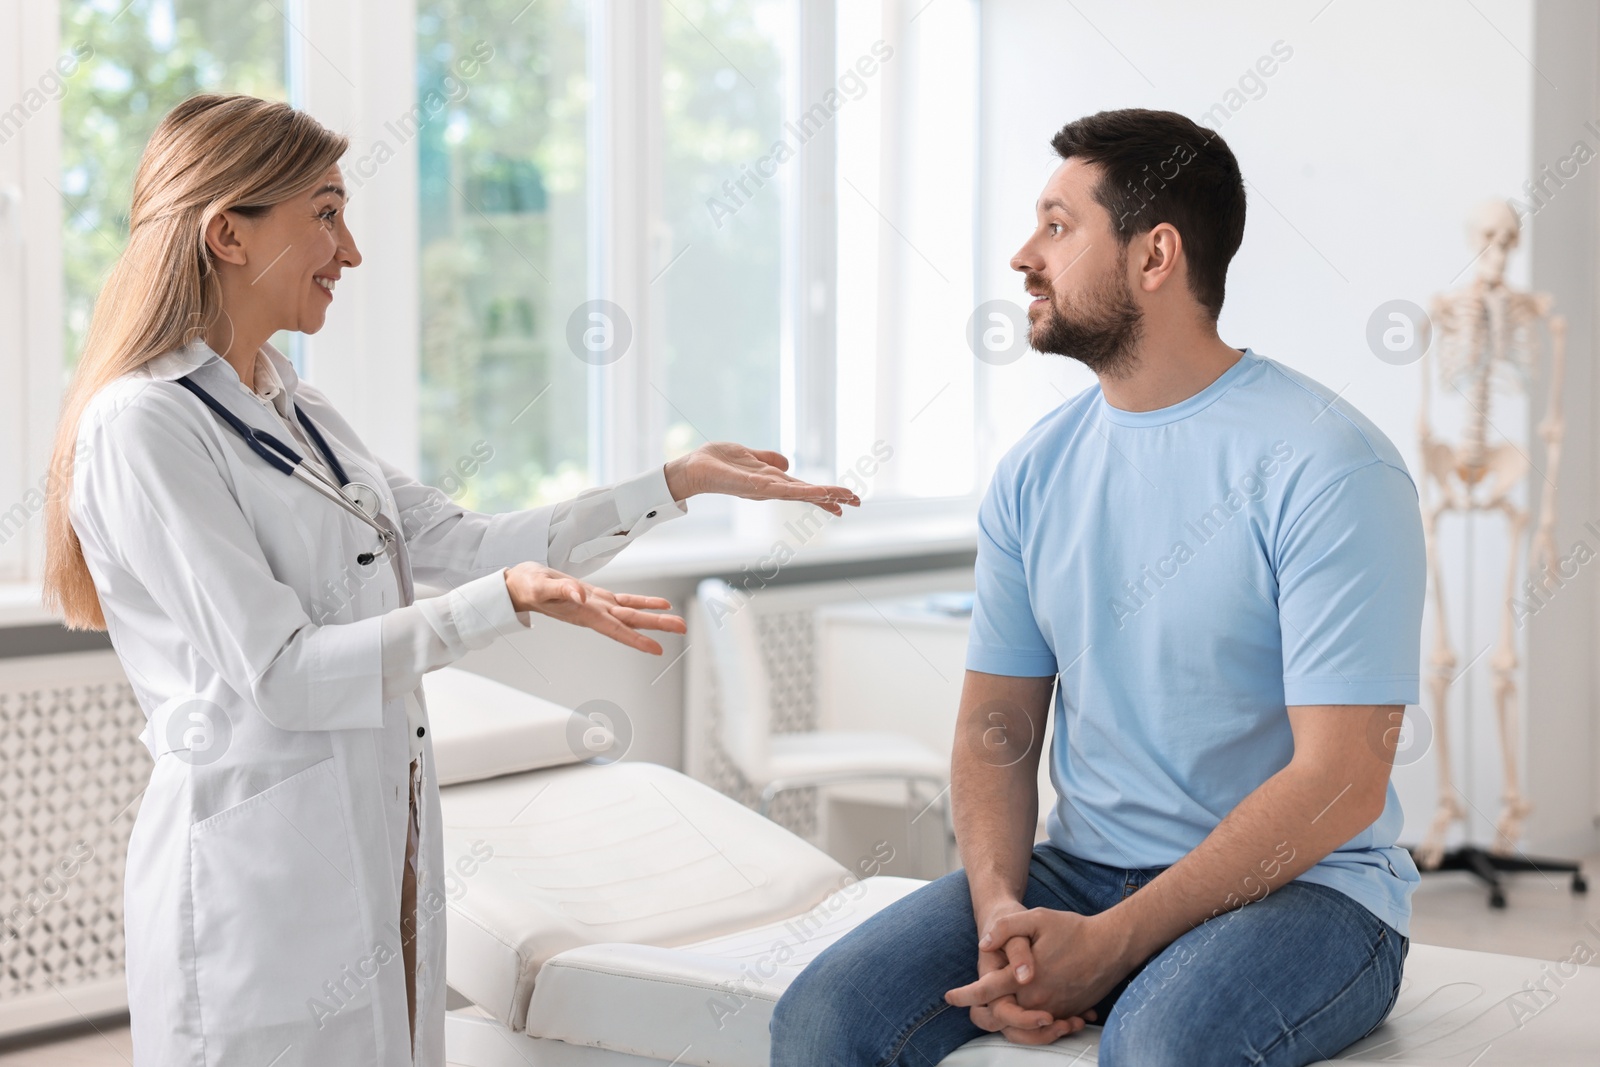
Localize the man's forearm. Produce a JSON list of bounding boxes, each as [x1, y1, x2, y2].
[[951, 672, 1056, 922], [1098, 756, 1386, 969], [953, 742, 1038, 913]]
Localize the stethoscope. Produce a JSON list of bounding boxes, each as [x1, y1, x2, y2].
[[174, 375, 396, 566], [176, 372, 431, 761]]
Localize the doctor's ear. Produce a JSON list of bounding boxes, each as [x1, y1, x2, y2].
[[203, 209, 252, 268]]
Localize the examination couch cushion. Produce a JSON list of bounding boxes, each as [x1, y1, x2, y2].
[[439, 760, 850, 1033], [524, 875, 925, 1064], [423, 666, 585, 784], [527, 909, 1600, 1067]]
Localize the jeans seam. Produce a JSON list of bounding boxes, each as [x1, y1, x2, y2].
[[879, 1000, 955, 1067], [1359, 933, 1407, 1041], [1253, 925, 1390, 1060]]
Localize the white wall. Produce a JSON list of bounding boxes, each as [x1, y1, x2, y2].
[[977, 0, 1599, 856]]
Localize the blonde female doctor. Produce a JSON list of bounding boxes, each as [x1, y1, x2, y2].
[[41, 94, 858, 1067]]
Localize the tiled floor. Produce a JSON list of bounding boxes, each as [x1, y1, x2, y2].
[[2, 854, 1595, 1065]]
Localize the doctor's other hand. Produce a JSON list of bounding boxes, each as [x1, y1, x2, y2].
[[504, 564, 686, 655], [664, 443, 862, 516]]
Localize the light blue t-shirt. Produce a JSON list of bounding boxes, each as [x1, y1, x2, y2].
[[967, 347, 1425, 937]]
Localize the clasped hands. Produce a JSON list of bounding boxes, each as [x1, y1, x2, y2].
[[944, 903, 1141, 1045]]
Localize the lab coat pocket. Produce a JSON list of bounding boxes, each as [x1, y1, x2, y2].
[[189, 757, 375, 1063]]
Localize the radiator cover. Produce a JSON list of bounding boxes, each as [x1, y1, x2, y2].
[[0, 651, 148, 1037]]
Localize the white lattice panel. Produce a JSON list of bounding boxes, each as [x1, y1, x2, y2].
[[0, 651, 148, 1037]]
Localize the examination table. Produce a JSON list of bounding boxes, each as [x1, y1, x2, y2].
[[425, 668, 1600, 1066]]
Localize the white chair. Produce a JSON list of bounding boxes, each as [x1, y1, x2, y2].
[[693, 578, 951, 863]]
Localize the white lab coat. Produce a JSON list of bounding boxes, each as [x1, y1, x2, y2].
[[67, 339, 685, 1066]]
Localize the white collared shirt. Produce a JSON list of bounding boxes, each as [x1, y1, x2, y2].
[[242, 348, 333, 479]]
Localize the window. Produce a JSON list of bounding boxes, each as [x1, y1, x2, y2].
[[61, 2, 292, 373], [0, 0, 983, 585], [407, 0, 980, 519], [415, 0, 591, 511], [0, 2, 296, 582], [656, 0, 790, 467]]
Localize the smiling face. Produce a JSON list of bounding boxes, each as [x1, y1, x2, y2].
[[214, 164, 361, 339], [1009, 158, 1144, 378]]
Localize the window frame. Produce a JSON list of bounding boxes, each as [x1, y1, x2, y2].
[[787, 0, 840, 487], [0, 5, 65, 584], [293, 0, 421, 473], [591, 0, 658, 488]]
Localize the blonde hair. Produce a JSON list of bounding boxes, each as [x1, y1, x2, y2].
[[42, 93, 348, 630]]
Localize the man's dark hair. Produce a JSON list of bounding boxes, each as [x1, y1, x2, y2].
[[1050, 108, 1245, 320]]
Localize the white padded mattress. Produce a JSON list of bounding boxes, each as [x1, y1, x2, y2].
[[528, 882, 1600, 1066], [439, 761, 850, 1033]]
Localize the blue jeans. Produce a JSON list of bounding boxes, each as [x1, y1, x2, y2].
[[771, 845, 1407, 1067]]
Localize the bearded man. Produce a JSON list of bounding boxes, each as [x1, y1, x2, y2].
[[769, 107, 1424, 1067]]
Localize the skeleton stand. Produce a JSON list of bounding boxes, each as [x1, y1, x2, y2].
[[1405, 200, 1587, 908]]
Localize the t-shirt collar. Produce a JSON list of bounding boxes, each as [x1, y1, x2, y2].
[[1095, 347, 1258, 428]]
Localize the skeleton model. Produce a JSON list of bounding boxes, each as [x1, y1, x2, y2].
[[1413, 199, 1566, 875]]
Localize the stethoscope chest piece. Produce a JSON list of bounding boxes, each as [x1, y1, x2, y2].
[[342, 481, 382, 519]]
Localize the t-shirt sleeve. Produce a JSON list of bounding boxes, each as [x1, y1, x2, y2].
[[966, 468, 1058, 677], [1276, 460, 1425, 706]]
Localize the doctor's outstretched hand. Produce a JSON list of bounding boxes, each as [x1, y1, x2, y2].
[[664, 442, 862, 516], [504, 564, 687, 655]]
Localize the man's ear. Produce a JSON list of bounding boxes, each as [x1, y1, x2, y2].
[[203, 210, 250, 268], [1136, 222, 1183, 296]]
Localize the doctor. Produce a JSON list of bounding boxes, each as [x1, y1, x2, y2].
[[41, 93, 858, 1067]]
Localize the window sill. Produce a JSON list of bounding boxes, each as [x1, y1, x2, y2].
[[0, 584, 58, 629], [0, 505, 980, 628], [584, 503, 979, 585]]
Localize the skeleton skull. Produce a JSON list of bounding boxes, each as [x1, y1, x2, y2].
[[1466, 199, 1520, 286]]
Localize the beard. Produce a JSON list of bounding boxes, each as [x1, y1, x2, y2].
[[1025, 254, 1143, 379]]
